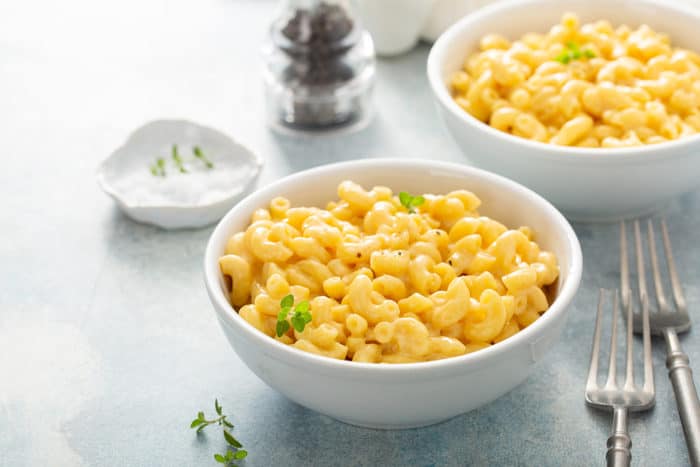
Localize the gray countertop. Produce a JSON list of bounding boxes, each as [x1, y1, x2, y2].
[[1, 0, 699, 465]]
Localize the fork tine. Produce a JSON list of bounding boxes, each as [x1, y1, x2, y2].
[[637, 220, 654, 393], [620, 222, 630, 311], [623, 289, 635, 390], [641, 281, 654, 394], [647, 219, 670, 312], [605, 289, 619, 389], [587, 289, 605, 388], [661, 218, 687, 312], [634, 220, 648, 305]]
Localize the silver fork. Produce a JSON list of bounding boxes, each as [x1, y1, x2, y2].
[[586, 289, 654, 467], [621, 219, 700, 466]]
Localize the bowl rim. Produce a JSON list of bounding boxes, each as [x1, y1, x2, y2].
[[204, 158, 583, 375], [426, 0, 700, 160]]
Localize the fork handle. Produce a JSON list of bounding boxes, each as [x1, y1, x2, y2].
[[606, 407, 631, 467], [665, 328, 700, 467]]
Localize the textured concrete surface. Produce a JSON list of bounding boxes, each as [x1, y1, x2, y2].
[[1, 0, 699, 466]]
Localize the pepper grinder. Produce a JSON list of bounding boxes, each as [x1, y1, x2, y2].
[[263, 0, 376, 132]]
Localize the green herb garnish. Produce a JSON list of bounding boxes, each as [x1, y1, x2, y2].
[[149, 157, 167, 177], [191, 399, 248, 466], [172, 144, 187, 173], [149, 145, 216, 176], [399, 191, 425, 214], [555, 42, 596, 64], [194, 146, 215, 169], [276, 294, 312, 337], [214, 449, 248, 465]]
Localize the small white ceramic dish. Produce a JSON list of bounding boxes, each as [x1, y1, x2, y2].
[[97, 120, 263, 229], [427, 0, 700, 221], [204, 159, 582, 429]]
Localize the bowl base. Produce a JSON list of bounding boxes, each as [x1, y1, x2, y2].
[[332, 414, 460, 430]]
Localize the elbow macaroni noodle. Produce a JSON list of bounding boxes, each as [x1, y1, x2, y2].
[[450, 13, 700, 147], [219, 181, 559, 363]]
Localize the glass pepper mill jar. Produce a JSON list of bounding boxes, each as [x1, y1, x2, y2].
[[263, 0, 376, 131]]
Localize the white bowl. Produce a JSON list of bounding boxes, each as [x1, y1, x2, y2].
[[421, 0, 500, 43], [204, 159, 582, 429], [357, 0, 436, 57], [97, 120, 263, 229], [427, 0, 700, 221]]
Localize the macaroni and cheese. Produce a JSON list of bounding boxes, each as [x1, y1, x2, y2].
[[219, 182, 559, 363], [450, 13, 700, 147]]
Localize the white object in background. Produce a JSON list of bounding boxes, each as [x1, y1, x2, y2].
[[204, 159, 582, 429], [97, 120, 263, 229], [421, 0, 498, 42], [428, 0, 700, 221], [356, 0, 435, 56]]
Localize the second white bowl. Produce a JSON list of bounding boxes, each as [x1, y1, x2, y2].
[[428, 0, 700, 221]]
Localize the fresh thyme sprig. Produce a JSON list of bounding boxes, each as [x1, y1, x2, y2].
[[172, 144, 188, 173], [194, 146, 214, 169], [150, 157, 166, 177], [148, 145, 215, 176], [399, 191, 425, 214], [214, 449, 248, 465], [276, 294, 312, 337], [555, 41, 595, 64], [190, 399, 233, 432], [191, 399, 248, 466]]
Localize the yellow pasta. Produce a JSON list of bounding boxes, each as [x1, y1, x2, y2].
[[219, 182, 559, 363], [450, 13, 700, 147]]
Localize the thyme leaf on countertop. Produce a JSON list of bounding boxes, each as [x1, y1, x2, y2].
[[191, 399, 248, 466]]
